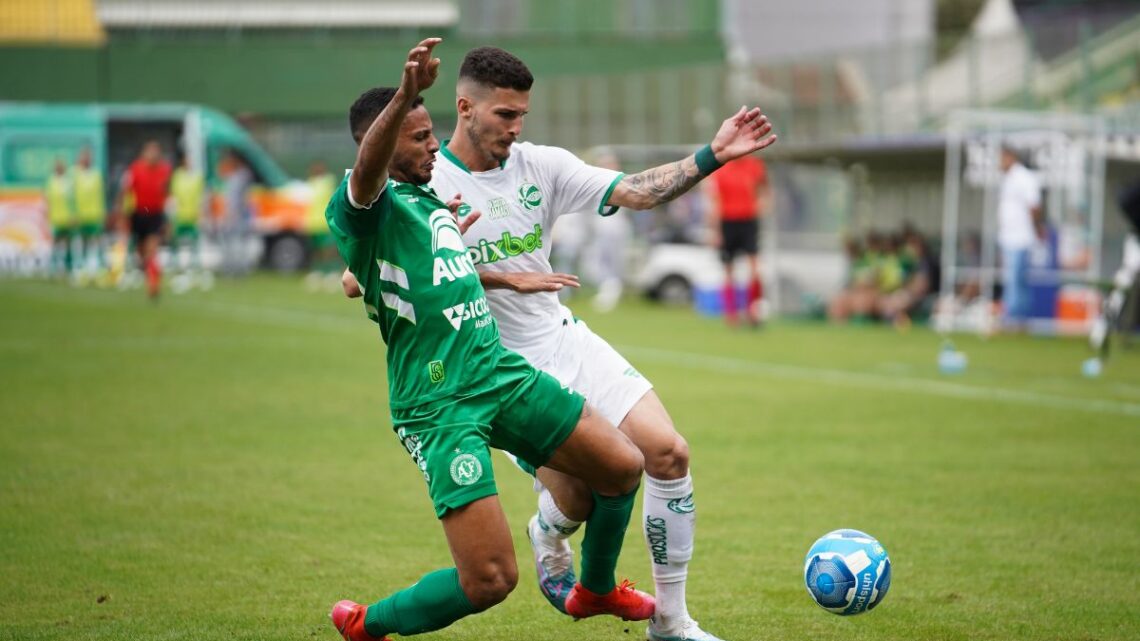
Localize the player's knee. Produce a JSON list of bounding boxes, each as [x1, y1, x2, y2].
[[645, 432, 689, 479], [608, 441, 644, 495], [462, 561, 519, 611]]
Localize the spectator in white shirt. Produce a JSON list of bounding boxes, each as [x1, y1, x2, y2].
[[997, 146, 1043, 329]]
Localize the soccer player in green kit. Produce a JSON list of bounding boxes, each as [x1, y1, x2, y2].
[[326, 38, 655, 641]]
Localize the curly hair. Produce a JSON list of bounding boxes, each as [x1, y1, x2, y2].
[[458, 46, 534, 91], [348, 87, 425, 144]]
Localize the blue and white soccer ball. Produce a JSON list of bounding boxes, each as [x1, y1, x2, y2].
[[804, 529, 891, 616]]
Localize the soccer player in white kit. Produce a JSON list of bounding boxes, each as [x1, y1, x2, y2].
[[426, 47, 778, 641]]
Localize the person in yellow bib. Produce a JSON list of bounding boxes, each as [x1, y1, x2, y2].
[[73, 146, 107, 275], [304, 160, 338, 285], [45, 157, 76, 277], [168, 153, 207, 276]]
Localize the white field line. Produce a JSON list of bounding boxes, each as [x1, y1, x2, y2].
[[8, 284, 1139, 418], [618, 345, 1140, 419]]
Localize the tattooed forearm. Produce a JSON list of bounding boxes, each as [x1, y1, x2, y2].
[[612, 156, 703, 210]]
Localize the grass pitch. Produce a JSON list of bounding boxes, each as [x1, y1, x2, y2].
[[1, 276, 1138, 641]]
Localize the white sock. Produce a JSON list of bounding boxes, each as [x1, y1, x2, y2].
[[537, 487, 582, 539], [643, 473, 695, 627]]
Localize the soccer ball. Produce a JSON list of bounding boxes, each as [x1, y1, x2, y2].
[[804, 529, 891, 616]]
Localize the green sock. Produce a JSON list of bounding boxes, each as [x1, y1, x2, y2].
[[363, 567, 476, 637], [578, 485, 639, 595]]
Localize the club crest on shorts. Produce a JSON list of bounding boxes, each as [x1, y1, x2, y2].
[[449, 452, 483, 486]]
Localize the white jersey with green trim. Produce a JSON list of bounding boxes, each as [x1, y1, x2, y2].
[[430, 141, 623, 364]]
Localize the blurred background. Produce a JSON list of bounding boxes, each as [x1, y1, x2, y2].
[[1, 0, 1139, 336], [3, 5, 1140, 640]]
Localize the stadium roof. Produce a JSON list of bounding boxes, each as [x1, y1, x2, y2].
[[96, 0, 459, 29]]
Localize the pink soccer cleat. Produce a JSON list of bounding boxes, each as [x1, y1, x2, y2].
[[330, 600, 389, 641]]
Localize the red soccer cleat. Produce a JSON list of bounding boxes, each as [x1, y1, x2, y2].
[[564, 579, 656, 621], [330, 600, 389, 641]]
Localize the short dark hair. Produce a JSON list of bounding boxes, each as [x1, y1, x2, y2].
[[459, 46, 533, 92], [349, 87, 425, 144]]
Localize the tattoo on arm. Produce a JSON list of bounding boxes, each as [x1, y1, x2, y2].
[[615, 156, 703, 210]]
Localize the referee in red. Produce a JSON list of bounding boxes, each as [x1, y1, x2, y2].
[[703, 153, 770, 327], [114, 140, 172, 299]]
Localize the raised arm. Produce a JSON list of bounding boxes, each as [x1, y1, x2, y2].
[[349, 37, 442, 206], [607, 106, 776, 211]]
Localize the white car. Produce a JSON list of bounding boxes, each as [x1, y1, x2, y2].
[[635, 242, 846, 316]]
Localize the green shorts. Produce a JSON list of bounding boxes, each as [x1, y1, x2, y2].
[[78, 222, 103, 237], [174, 223, 199, 240], [390, 348, 585, 518]]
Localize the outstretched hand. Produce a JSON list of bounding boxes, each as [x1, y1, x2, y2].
[[400, 37, 442, 98], [506, 272, 580, 293], [710, 106, 777, 162], [446, 193, 482, 234]]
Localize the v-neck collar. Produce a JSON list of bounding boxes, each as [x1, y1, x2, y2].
[[440, 139, 507, 174]]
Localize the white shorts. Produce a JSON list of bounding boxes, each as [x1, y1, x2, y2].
[[541, 316, 654, 430], [505, 316, 654, 487]]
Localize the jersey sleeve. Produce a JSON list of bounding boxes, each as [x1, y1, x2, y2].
[[325, 174, 395, 282], [325, 174, 391, 240], [535, 145, 623, 219]]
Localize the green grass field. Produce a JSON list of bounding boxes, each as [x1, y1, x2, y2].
[[2, 276, 1138, 641]]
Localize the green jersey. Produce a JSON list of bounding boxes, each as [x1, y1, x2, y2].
[[326, 173, 502, 409]]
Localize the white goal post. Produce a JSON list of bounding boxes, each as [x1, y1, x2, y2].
[[937, 110, 1108, 335]]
